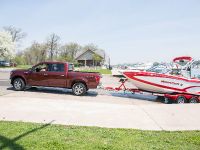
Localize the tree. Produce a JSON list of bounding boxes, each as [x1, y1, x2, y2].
[[46, 33, 60, 60], [14, 53, 26, 65], [23, 42, 48, 65], [83, 43, 98, 52], [59, 43, 81, 61], [93, 53, 103, 66], [0, 31, 15, 60], [3, 26, 26, 42]]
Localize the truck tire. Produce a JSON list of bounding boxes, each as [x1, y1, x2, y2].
[[72, 83, 87, 96], [13, 78, 25, 91]]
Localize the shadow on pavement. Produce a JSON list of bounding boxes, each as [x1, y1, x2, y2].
[[94, 88, 164, 103], [6, 87, 163, 103], [111, 92, 158, 101], [7, 87, 98, 97], [0, 121, 54, 150]]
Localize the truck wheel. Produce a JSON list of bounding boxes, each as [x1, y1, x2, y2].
[[189, 97, 198, 103], [72, 83, 87, 96], [13, 78, 25, 91], [176, 96, 186, 104]]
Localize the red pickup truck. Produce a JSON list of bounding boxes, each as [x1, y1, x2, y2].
[[10, 62, 101, 96]]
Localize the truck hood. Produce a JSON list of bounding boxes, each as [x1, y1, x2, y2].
[[11, 69, 29, 74], [12, 69, 28, 72]]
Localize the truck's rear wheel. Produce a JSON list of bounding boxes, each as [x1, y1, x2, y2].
[[72, 83, 87, 96], [13, 78, 25, 91]]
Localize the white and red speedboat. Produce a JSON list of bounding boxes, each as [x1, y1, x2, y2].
[[123, 71, 200, 95], [122, 56, 200, 103]]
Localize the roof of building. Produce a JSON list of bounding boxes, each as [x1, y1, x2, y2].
[[75, 49, 105, 60]]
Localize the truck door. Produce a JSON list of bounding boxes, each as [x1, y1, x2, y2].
[[27, 63, 49, 86], [46, 63, 66, 87]]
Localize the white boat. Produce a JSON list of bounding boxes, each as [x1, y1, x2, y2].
[[123, 56, 200, 96], [111, 62, 153, 76]]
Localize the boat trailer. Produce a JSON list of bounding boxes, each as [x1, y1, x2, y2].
[[104, 78, 141, 94], [104, 78, 200, 104]]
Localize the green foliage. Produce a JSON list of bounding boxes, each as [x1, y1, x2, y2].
[[93, 53, 103, 62], [0, 121, 200, 150], [16, 65, 32, 69], [20, 41, 106, 66], [79, 69, 111, 74], [83, 43, 98, 51], [1, 26, 108, 67], [22, 42, 48, 65], [60, 42, 81, 60], [57, 55, 73, 62], [14, 56, 26, 65]]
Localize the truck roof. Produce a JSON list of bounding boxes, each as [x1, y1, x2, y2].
[[38, 61, 73, 64]]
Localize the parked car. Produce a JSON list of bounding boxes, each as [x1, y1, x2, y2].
[[10, 62, 101, 96], [0, 61, 10, 67], [10, 62, 17, 67]]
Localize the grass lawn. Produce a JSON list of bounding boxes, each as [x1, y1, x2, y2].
[[0, 65, 32, 69], [0, 121, 200, 150], [79, 69, 111, 74]]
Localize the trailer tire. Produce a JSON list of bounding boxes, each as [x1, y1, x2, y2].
[[164, 97, 171, 104], [157, 96, 165, 102], [189, 97, 198, 103], [176, 96, 186, 104]]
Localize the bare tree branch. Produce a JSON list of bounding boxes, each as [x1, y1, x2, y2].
[[3, 26, 27, 42], [46, 33, 60, 60]]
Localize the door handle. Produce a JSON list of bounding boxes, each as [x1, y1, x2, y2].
[[60, 75, 65, 77], [44, 73, 48, 76]]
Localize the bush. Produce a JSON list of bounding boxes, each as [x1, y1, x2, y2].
[[14, 56, 26, 65]]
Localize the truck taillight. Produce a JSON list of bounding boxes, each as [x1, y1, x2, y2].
[[95, 76, 100, 83]]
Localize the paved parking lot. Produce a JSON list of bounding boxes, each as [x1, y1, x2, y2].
[[0, 71, 200, 131]]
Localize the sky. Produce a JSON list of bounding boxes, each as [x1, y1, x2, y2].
[[0, 0, 200, 64]]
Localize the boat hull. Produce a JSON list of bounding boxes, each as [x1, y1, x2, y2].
[[123, 71, 200, 95]]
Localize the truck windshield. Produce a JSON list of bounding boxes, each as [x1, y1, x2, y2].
[[68, 64, 74, 71]]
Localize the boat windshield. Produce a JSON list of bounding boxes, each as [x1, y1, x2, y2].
[[190, 60, 200, 79], [146, 64, 171, 74]]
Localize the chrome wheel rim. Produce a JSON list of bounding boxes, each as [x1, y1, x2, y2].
[[178, 97, 185, 104], [74, 85, 84, 95], [164, 98, 169, 104], [14, 80, 22, 90], [190, 98, 197, 103]]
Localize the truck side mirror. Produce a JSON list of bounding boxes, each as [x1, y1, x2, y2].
[[36, 68, 40, 72], [28, 68, 33, 72]]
